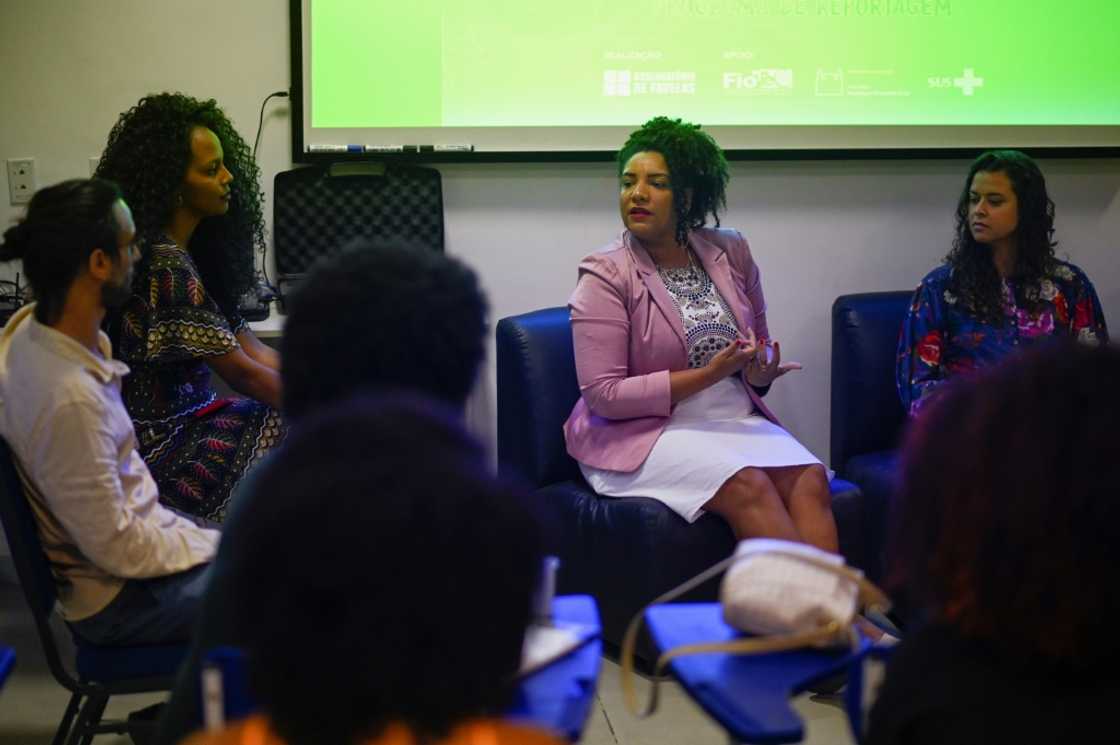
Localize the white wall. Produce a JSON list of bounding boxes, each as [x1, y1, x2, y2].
[[2, 0, 1118, 464]]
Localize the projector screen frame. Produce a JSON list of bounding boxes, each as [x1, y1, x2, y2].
[[288, 0, 1120, 164]]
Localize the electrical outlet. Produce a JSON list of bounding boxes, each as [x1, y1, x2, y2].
[[7, 158, 36, 205]]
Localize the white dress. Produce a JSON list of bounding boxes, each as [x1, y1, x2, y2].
[[580, 254, 825, 523]]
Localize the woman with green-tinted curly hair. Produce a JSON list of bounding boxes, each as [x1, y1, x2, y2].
[[95, 92, 284, 522], [564, 117, 838, 552]]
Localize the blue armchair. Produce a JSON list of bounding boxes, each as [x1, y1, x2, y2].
[[497, 307, 868, 662], [830, 291, 912, 582]]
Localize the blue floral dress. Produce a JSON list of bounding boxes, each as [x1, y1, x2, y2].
[[897, 261, 1108, 415], [113, 237, 285, 522]]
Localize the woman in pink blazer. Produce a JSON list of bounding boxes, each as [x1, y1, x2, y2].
[[563, 117, 837, 551]]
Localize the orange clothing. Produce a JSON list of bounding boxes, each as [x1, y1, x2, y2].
[[180, 715, 565, 745]]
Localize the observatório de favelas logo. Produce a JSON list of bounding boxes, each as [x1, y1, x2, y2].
[[602, 71, 697, 97]]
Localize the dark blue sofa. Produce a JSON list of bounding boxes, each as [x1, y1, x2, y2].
[[497, 307, 869, 661], [830, 291, 912, 582]]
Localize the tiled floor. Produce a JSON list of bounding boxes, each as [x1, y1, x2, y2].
[[0, 567, 854, 744]]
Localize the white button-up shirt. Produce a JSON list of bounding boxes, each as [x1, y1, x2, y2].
[[0, 305, 218, 620]]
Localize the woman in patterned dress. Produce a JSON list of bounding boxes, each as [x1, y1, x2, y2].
[[897, 149, 1108, 415], [95, 93, 284, 522], [563, 117, 838, 551]]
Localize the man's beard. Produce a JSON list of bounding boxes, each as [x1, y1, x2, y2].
[[101, 273, 133, 309]]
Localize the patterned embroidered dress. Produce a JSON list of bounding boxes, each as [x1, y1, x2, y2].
[[658, 254, 744, 369], [114, 237, 284, 521], [897, 260, 1108, 415]]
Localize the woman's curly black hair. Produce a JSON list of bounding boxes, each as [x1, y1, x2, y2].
[[619, 116, 730, 246], [889, 341, 1120, 666], [94, 92, 263, 315], [946, 149, 1057, 325]]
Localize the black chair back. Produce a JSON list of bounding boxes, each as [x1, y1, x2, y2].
[[0, 439, 59, 619], [495, 307, 583, 487], [830, 292, 912, 473], [0, 437, 75, 685]]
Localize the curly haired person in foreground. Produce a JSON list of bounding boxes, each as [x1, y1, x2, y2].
[[157, 240, 494, 744], [869, 340, 1120, 743], [181, 395, 561, 745]]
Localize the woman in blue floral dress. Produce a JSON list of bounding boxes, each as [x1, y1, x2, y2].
[[897, 150, 1108, 415], [96, 93, 285, 521]]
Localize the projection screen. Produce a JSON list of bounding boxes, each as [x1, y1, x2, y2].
[[290, 0, 1120, 160]]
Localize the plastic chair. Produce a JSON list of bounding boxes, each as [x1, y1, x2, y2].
[[0, 644, 14, 692], [645, 602, 879, 744], [843, 642, 895, 744], [198, 595, 603, 742], [496, 306, 868, 664], [0, 437, 187, 745]]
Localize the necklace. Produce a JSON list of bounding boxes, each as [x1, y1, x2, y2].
[[657, 249, 709, 299]]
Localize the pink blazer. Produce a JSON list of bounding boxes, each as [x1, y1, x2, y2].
[[563, 227, 780, 472]]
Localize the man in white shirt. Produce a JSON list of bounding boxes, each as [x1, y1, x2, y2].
[[0, 178, 218, 645]]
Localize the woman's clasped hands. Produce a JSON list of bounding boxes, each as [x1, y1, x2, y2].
[[707, 327, 803, 387], [706, 329, 757, 378]]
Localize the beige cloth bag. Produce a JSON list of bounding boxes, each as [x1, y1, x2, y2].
[[621, 538, 891, 717]]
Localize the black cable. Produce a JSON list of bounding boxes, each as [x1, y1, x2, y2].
[[253, 90, 289, 162], [251, 90, 289, 298]]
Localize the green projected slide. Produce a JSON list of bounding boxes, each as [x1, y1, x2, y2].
[[309, 0, 1120, 130]]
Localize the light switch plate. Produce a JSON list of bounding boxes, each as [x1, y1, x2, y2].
[[7, 158, 36, 205]]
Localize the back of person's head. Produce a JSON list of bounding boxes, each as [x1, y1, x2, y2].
[[0, 178, 122, 325], [280, 241, 487, 419], [228, 394, 543, 745], [888, 340, 1120, 667]]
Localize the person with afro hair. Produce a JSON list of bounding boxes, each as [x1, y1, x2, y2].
[[156, 239, 493, 745], [95, 93, 284, 523], [179, 394, 562, 745], [564, 116, 838, 552]]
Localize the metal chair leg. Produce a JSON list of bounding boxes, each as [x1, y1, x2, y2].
[[51, 692, 82, 745], [68, 693, 108, 745]]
